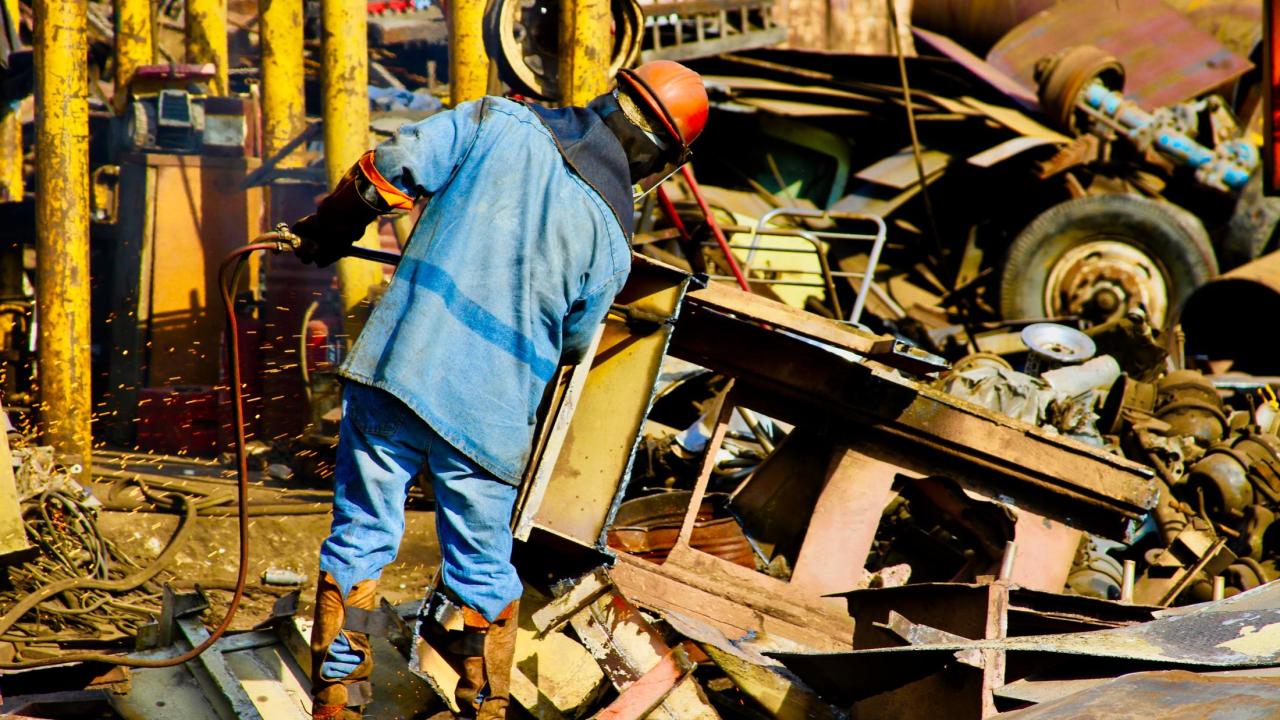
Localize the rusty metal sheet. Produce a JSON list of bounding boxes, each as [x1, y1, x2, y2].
[[986, 0, 1252, 110], [912, 26, 1040, 109], [771, 599, 1280, 705], [997, 670, 1280, 719]]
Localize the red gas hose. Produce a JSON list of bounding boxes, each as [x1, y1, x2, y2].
[[0, 234, 290, 670]]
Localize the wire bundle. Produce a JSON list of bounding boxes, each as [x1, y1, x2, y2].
[[0, 489, 167, 650]]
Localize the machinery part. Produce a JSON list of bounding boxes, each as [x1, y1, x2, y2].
[[1098, 374, 1158, 435], [1035, 43, 1258, 193], [1154, 370, 1229, 447], [1180, 250, 1280, 374], [1020, 323, 1095, 377], [483, 0, 642, 102], [1078, 82, 1258, 192], [1000, 194, 1217, 328], [1066, 535, 1125, 600], [1035, 44, 1125, 135], [1185, 432, 1280, 554]]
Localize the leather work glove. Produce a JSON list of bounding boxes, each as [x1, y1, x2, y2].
[[291, 210, 372, 268], [291, 154, 395, 267]]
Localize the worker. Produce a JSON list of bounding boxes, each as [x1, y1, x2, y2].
[[290, 60, 708, 720]]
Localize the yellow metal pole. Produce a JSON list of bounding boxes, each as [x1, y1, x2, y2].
[[113, 0, 153, 110], [559, 0, 611, 106], [321, 0, 382, 321], [185, 0, 229, 94], [0, 0, 21, 201], [33, 0, 93, 473], [449, 0, 489, 105], [259, 0, 305, 222], [0, 107, 20, 203]]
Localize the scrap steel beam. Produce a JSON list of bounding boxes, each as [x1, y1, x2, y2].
[[185, 0, 228, 94], [33, 0, 93, 473], [671, 292, 1157, 541], [321, 0, 383, 320]]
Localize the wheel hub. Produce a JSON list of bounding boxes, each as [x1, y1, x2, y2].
[[1044, 239, 1169, 326]]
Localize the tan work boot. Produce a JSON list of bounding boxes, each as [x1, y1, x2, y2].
[[311, 572, 383, 720], [418, 590, 519, 719]]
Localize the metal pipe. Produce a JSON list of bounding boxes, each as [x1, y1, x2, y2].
[[113, 0, 153, 111], [558, 0, 611, 105], [184, 0, 228, 95], [34, 0, 93, 473], [448, 0, 488, 105], [0, 0, 21, 201], [321, 0, 383, 321], [680, 165, 751, 291], [259, 0, 305, 171]]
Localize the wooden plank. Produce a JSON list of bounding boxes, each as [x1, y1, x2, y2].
[[591, 647, 693, 720], [571, 592, 720, 720], [686, 283, 895, 357]]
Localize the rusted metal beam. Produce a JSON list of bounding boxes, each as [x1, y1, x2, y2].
[[34, 0, 93, 473]]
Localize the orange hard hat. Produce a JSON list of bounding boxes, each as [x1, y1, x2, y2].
[[617, 61, 708, 149]]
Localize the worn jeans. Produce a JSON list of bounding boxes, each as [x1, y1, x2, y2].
[[318, 381, 524, 621]]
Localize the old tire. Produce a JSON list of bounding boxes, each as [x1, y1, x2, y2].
[[1000, 194, 1217, 328]]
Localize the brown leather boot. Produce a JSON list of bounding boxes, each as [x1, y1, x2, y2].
[[476, 601, 518, 720], [311, 572, 385, 720], [418, 590, 518, 719]]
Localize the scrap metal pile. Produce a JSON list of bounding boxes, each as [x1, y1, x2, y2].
[[7, 0, 1280, 718]]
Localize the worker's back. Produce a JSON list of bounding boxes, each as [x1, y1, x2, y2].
[[341, 96, 631, 485]]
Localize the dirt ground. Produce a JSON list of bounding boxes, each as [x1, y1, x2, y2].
[[94, 491, 441, 629]]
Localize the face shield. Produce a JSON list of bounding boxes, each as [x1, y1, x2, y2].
[[618, 69, 693, 199]]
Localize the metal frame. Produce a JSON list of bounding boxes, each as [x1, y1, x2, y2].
[[733, 207, 890, 324]]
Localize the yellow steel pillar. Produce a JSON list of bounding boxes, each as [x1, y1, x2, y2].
[[0, 0, 21, 201], [321, 0, 382, 320], [113, 0, 153, 109], [559, 0, 611, 106], [259, 0, 305, 221], [33, 0, 93, 472], [0, 106, 20, 203], [185, 0, 229, 94], [449, 0, 488, 105]]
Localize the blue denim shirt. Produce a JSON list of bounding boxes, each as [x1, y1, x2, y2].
[[340, 97, 631, 484]]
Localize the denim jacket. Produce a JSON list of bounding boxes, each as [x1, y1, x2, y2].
[[340, 97, 632, 485]]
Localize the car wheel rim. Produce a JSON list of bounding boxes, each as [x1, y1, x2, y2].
[[1043, 238, 1170, 327]]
